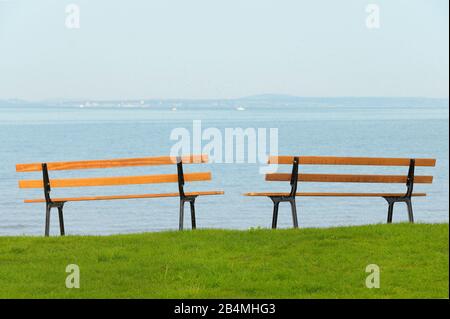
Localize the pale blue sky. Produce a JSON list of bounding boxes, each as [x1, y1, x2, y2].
[[0, 0, 448, 100]]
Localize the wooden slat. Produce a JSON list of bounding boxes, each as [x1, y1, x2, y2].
[[19, 172, 212, 189], [24, 190, 224, 203], [16, 154, 209, 172], [244, 192, 427, 197], [268, 156, 436, 167], [265, 173, 433, 184]]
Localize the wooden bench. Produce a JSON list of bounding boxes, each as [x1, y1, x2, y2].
[[17, 154, 224, 236], [245, 156, 436, 228]]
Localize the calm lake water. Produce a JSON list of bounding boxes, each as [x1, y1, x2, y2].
[[0, 98, 448, 235]]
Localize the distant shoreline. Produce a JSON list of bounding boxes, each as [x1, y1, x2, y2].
[[0, 96, 449, 109]]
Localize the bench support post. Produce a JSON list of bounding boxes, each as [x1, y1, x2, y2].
[[387, 202, 394, 223], [42, 163, 66, 237], [45, 203, 51, 237], [290, 200, 299, 228], [271, 201, 279, 229], [178, 197, 197, 231], [179, 200, 185, 231], [270, 197, 298, 229], [383, 159, 416, 224], [58, 206, 65, 236], [189, 200, 196, 229], [268, 157, 300, 229], [177, 158, 198, 231]]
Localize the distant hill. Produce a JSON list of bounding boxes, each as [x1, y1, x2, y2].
[[238, 94, 302, 101]]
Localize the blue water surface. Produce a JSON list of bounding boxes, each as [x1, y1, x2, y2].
[[0, 98, 448, 235]]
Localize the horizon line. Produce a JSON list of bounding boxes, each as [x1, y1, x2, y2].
[[1, 95, 449, 103]]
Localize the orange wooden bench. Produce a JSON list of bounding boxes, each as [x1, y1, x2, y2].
[[17, 154, 224, 236], [245, 156, 436, 228]]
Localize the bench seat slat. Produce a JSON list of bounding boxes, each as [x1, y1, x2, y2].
[[265, 173, 433, 184], [244, 192, 427, 197], [19, 172, 211, 189], [269, 156, 436, 167], [24, 191, 224, 203], [16, 154, 209, 172]]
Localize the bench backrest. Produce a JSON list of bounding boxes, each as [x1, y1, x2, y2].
[[266, 156, 436, 196], [16, 154, 211, 201]]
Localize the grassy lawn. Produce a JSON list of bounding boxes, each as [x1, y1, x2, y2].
[[0, 223, 448, 299]]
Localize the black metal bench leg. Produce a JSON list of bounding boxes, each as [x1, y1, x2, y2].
[[290, 200, 299, 228], [387, 202, 394, 224], [385, 196, 414, 224], [58, 206, 65, 236], [272, 201, 280, 229], [45, 204, 51, 237], [406, 199, 414, 223], [179, 200, 185, 231], [190, 200, 196, 230]]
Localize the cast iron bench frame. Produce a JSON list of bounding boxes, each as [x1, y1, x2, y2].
[[17, 154, 223, 236], [245, 156, 436, 228]]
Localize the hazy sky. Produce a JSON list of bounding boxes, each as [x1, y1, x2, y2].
[[0, 0, 448, 100]]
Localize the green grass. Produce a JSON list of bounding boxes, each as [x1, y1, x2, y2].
[[0, 223, 448, 299]]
